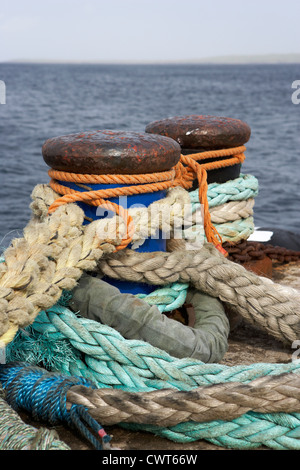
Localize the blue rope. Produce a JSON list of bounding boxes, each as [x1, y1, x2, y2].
[[70, 405, 112, 450], [0, 362, 112, 450]]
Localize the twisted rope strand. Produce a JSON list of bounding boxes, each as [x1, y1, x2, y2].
[[186, 145, 246, 161], [48, 168, 176, 185], [189, 174, 259, 209], [67, 372, 300, 427], [0, 196, 123, 344], [97, 244, 300, 344], [31, 305, 300, 390], [7, 321, 300, 450], [210, 199, 255, 224], [214, 217, 254, 242]]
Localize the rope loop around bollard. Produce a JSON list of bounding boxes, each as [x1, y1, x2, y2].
[[46, 147, 246, 255]]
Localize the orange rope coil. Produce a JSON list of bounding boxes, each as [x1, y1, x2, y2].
[[47, 146, 246, 254]]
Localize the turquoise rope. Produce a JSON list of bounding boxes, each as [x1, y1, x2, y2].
[[188, 174, 258, 243], [189, 174, 259, 210], [213, 216, 254, 242], [21, 305, 300, 388], [136, 282, 189, 312], [6, 303, 300, 450], [183, 217, 255, 245]]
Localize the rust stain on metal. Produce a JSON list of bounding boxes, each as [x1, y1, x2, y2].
[[243, 256, 273, 278], [42, 130, 181, 175], [145, 115, 251, 184], [145, 115, 251, 150]]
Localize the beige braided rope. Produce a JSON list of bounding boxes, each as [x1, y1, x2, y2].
[[210, 199, 255, 224], [66, 372, 300, 427], [0, 185, 124, 343], [0, 183, 195, 343], [97, 244, 300, 344], [1, 183, 299, 347]]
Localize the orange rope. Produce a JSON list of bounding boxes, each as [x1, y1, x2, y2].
[[186, 145, 246, 164], [48, 178, 186, 208], [48, 168, 176, 185], [181, 146, 246, 256], [47, 146, 246, 254]]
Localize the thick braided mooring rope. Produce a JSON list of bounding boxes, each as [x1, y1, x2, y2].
[[4, 266, 300, 448], [1, 170, 300, 450], [5, 323, 300, 450], [67, 372, 300, 427], [97, 244, 300, 344], [0, 175, 259, 344], [0, 183, 192, 343], [10, 304, 299, 390]]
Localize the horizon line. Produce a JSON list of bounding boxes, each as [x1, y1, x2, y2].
[[1, 53, 300, 65]]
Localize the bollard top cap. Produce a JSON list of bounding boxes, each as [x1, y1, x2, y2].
[[42, 129, 181, 174], [145, 115, 251, 150]]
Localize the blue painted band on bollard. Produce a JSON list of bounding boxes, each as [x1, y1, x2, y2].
[[59, 180, 167, 295]]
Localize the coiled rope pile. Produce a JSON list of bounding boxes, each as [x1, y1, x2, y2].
[[0, 142, 300, 450], [5, 325, 300, 450], [189, 173, 258, 244]]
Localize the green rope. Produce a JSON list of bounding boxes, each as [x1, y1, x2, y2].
[[189, 174, 259, 210], [6, 325, 81, 373], [136, 282, 189, 312], [6, 303, 300, 450], [188, 174, 258, 243], [213, 216, 254, 242], [120, 412, 300, 450], [20, 305, 300, 388], [182, 215, 255, 244]]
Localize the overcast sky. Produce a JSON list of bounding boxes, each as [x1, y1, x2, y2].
[[0, 0, 299, 63]]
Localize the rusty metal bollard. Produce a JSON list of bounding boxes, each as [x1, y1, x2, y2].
[[145, 114, 251, 185], [42, 129, 181, 294]]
